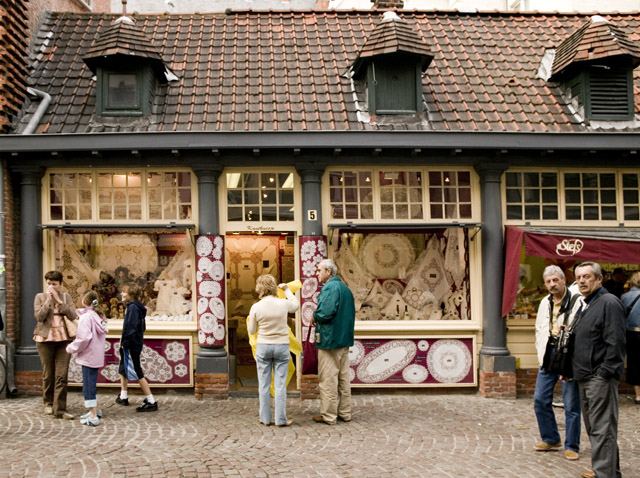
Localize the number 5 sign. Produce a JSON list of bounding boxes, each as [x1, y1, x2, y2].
[[307, 210, 318, 221]]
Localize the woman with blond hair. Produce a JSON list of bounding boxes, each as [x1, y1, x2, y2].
[[248, 274, 299, 427]]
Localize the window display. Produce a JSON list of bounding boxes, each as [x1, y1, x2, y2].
[[332, 229, 470, 321], [54, 230, 194, 322]]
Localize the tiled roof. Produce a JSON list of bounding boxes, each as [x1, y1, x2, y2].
[[352, 11, 433, 75], [551, 15, 640, 81], [15, 10, 640, 134], [83, 15, 167, 79]]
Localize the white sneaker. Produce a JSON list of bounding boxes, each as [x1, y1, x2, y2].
[[80, 416, 100, 426], [80, 410, 102, 420]]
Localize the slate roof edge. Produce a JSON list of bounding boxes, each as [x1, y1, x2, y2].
[[1, 131, 640, 154]]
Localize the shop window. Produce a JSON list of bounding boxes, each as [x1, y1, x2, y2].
[[328, 169, 475, 222], [379, 171, 423, 220], [52, 230, 194, 322], [334, 230, 470, 322], [564, 172, 616, 221], [226, 172, 294, 222], [428, 171, 473, 220], [505, 172, 559, 221], [329, 171, 374, 220], [47, 170, 193, 224], [49, 173, 93, 221], [623, 173, 640, 221]]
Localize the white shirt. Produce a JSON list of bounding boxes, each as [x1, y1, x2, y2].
[[248, 290, 299, 344]]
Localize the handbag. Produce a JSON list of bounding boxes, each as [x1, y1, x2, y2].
[[63, 315, 78, 339], [542, 290, 580, 377], [301, 325, 318, 375]]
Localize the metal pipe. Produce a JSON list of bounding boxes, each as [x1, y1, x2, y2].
[[22, 88, 51, 135]]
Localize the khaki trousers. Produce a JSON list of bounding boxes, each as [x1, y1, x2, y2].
[[318, 347, 351, 424], [36, 341, 71, 415]]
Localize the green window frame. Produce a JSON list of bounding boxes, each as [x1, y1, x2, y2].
[[97, 66, 151, 117]]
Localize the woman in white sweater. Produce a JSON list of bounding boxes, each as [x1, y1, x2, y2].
[[248, 274, 299, 427]]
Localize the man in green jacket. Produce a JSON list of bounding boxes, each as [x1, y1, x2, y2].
[[311, 259, 356, 425]]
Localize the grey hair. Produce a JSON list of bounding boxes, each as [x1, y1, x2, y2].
[[542, 265, 565, 280], [575, 261, 603, 278], [319, 258, 337, 276]]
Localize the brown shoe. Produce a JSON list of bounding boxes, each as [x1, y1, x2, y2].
[[43, 405, 53, 415], [533, 441, 562, 451], [312, 415, 334, 425], [565, 450, 579, 461], [276, 419, 293, 428], [55, 412, 75, 420], [581, 471, 595, 478]]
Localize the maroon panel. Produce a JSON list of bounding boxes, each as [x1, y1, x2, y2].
[[350, 338, 474, 385], [525, 232, 640, 264], [69, 337, 192, 386], [195, 235, 226, 346]]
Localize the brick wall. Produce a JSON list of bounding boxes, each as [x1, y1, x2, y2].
[[15, 370, 42, 395], [479, 370, 517, 399], [300, 374, 319, 399], [195, 373, 229, 399]]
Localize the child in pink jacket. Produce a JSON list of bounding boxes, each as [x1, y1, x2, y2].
[[66, 291, 108, 426]]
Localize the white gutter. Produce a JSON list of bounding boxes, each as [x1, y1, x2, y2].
[[22, 87, 52, 135]]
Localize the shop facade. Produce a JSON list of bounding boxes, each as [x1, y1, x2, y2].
[[3, 10, 640, 398]]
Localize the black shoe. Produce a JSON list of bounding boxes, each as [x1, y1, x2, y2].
[[136, 401, 158, 412], [115, 395, 129, 406]]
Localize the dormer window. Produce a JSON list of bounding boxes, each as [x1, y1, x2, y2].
[[548, 15, 640, 123], [368, 57, 421, 114], [83, 15, 175, 118], [350, 12, 432, 119], [97, 66, 153, 116]]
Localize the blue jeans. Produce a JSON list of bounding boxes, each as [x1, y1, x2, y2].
[[82, 366, 99, 408], [256, 344, 290, 426], [533, 367, 581, 452]]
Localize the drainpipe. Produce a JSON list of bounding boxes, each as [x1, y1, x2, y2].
[[0, 87, 51, 397]]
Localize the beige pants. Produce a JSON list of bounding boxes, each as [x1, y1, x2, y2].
[[318, 347, 351, 424], [36, 341, 71, 416]]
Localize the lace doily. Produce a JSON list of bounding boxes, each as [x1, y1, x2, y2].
[[359, 234, 416, 279]]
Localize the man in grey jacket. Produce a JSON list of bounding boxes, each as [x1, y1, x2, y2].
[[570, 262, 626, 478]]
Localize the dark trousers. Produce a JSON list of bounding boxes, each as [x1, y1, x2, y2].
[[578, 375, 622, 478], [36, 341, 71, 415]]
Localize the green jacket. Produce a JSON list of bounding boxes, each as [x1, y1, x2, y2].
[[313, 276, 355, 350]]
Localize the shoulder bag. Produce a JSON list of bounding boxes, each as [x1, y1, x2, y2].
[[542, 291, 580, 376]]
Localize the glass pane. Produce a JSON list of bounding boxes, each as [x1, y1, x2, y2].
[[624, 206, 639, 221], [430, 204, 443, 218], [262, 190, 276, 204], [541, 189, 557, 203], [410, 204, 423, 219], [245, 208, 258, 221], [345, 205, 358, 219], [129, 206, 142, 220], [63, 173, 77, 187], [524, 205, 540, 220], [381, 204, 394, 219], [565, 190, 580, 203], [457, 171, 470, 186], [565, 206, 581, 220], [244, 190, 259, 205], [148, 205, 161, 219], [178, 189, 191, 203], [443, 188, 457, 202], [623, 190, 639, 204], [343, 172, 357, 187], [227, 190, 242, 204], [542, 206, 558, 220], [128, 173, 141, 187], [129, 191, 141, 205], [163, 189, 177, 204], [112, 174, 127, 188], [114, 205, 127, 219], [79, 206, 92, 220], [279, 206, 294, 221], [524, 189, 539, 203], [78, 174, 92, 187], [581, 173, 597, 188], [429, 188, 442, 202], [344, 188, 357, 203], [396, 204, 408, 219], [278, 173, 293, 189], [148, 173, 161, 188], [395, 187, 407, 202], [50, 190, 62, 204], [98, 173, 112, 187], [523, 173, 539, 187], [114, 190, 127, 203], [458, 188, 470, 202], [506, 205, 522, 220], [429, 171, 442, 186], [564, 173, 580, 188], [359, 171, 372, 186], [332, 204, 344, 219], [65, 206, 77, 220], [50, 174, 63, 188], [410, 187, 423, 202], [51, 205, 63, 220], [541, 173, 557, 187], [600, 173, 615, 188], [622, 174, 638, 188], [279, 190, 293, 204], [108, 74, 137, 108], [601, 206, 616, 220], [262, 174, 277, 189], [329, 188, 342, 202], [600, 189, 616, 204], [180, 205, 191, 220], [261, 206, 276, 221], [178, 172, 192, 187], [163, 204, 177, 220], [582, 190, 598, 204], [507, 189, 522, 203], [361, 204, 373, 219], [505, 172, 520, 187], [329, 172, 343, 186], [459, 204, 472, 218], [228, 207, 243, 221], [360, 188, 372, 202], [444, 204, 458, 218], [99, 205, 112, 219], [79, 189, 92, 203], [148, 189, 161, 203], [409, 172, 422, 186], [243, 174, 258, 188], [584, 206, 598, 220]]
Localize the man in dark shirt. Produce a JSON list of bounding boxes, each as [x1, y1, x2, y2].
[[603, 267, 627, 299], [571, 262, 626, 478]]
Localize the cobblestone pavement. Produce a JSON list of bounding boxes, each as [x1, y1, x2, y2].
[[1, 391, 639, 477]]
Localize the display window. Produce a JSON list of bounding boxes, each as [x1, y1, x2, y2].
[[327, 168, 476, 223], [47, 230, 194, 322], [331, 229, 470, 323], [225, 171, 296, 224], [46, 169, 195, 224], [504, 169, 640, 224]]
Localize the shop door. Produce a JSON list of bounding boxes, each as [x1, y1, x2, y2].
[[225, 233, 298, 388]]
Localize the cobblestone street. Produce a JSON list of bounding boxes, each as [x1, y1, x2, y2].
[[1, 391, 639, 477]]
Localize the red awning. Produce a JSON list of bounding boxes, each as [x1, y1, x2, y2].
[[501, 226, 640, 317]]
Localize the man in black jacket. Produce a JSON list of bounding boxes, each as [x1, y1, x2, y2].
[[571, 262, 626, 478]]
